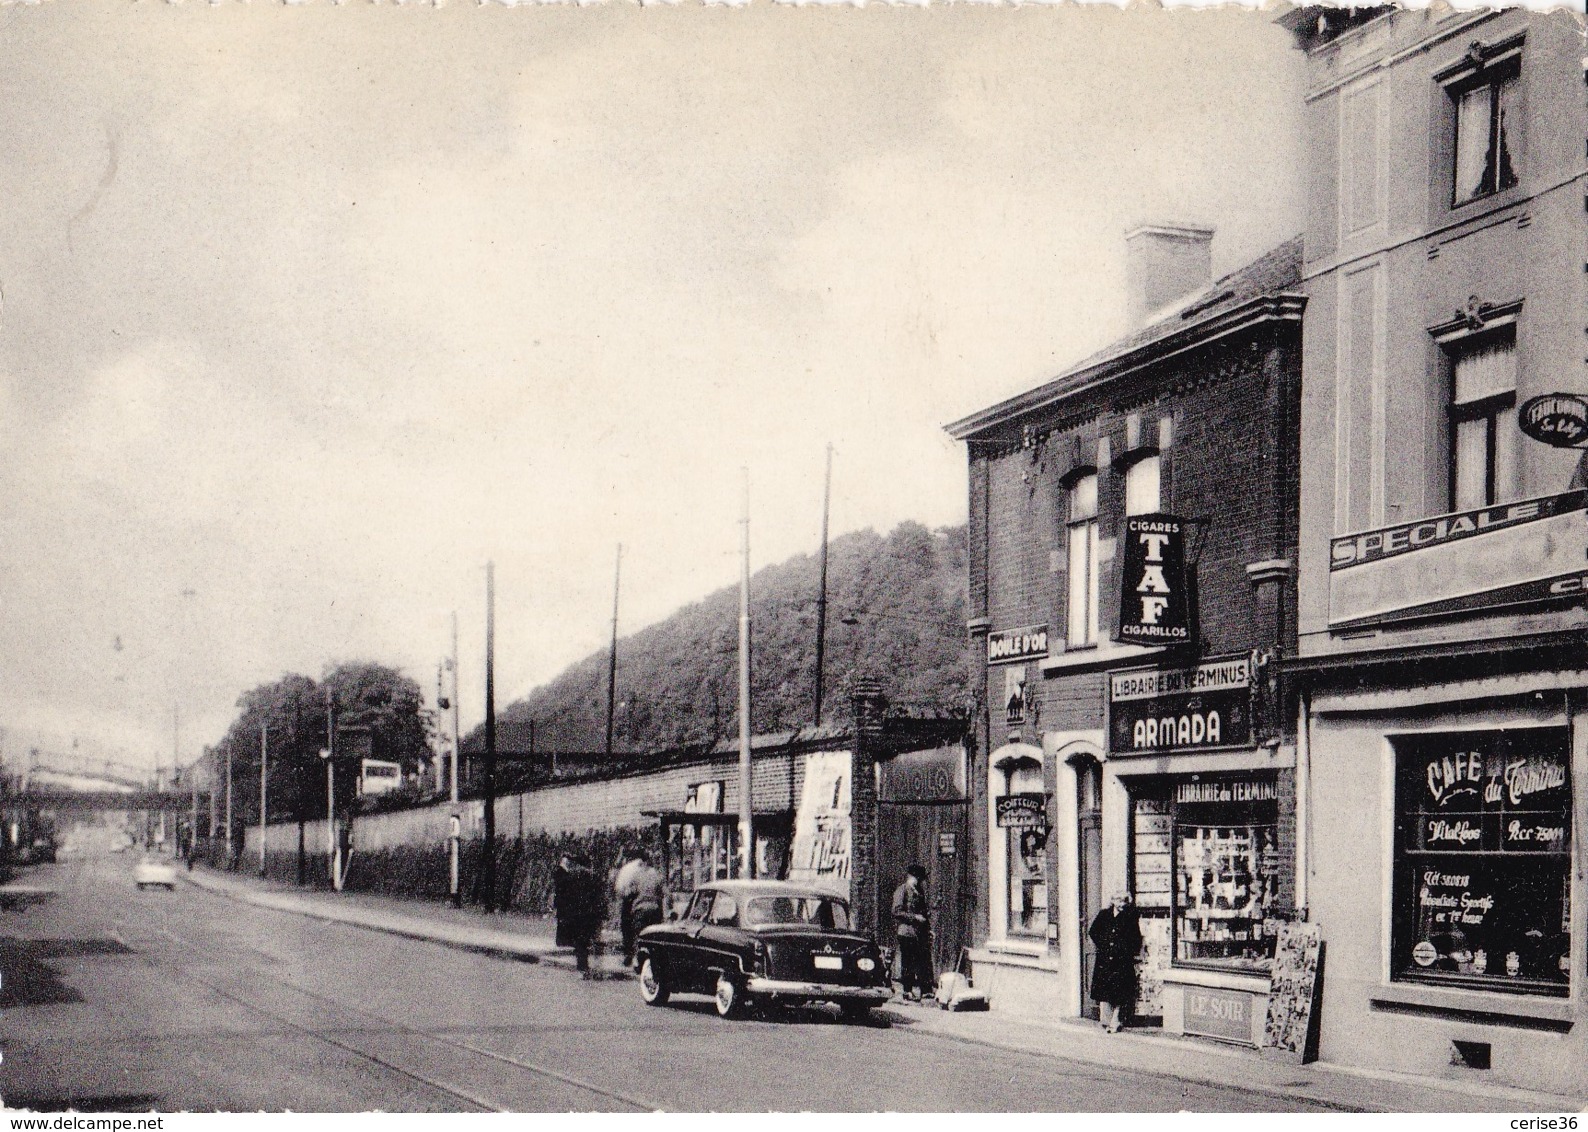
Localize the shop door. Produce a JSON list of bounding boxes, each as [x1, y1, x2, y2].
[[1076, 757, 1103, 1020], [877, 801, 969, 977]]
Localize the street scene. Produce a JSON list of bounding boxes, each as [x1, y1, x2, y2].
[[2, 0, 1588, 1117]]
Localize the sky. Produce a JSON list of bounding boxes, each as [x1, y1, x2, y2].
[[0, 0, 1306, 772]]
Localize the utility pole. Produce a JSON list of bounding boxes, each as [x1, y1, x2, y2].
[[813, 443, 833, 728], [189, 754, 198, 866], [449, 610, 461, 909], [737, 469, 754, 879], [483, 562, 498, 913], [259, 724, 269, 877], [605, 543, 622, 760], [325, 682, 340, 891], [224, 744, 234, 868]]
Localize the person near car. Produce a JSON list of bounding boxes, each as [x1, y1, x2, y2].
[[626, 850, 664, 968], [1088, 890, 1142, 1033], [891, 864, 934, 1002], [613, 848, 645, 967]]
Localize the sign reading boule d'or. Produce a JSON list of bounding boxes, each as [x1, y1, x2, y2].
[[1117, 513, 1194, 647], [986, 624, 1048, 666], [1519, 393, 1588, 448]]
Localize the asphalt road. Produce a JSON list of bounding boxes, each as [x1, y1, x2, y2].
[[0, 855, 1336, 1113]]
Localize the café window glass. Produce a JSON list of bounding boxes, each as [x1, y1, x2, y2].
[[1171, 775, 1282, 972], [1392, 728, 1571, 996]]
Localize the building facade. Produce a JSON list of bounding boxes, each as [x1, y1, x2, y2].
[[948, 229, 1305, 1044], [1283, 6, 1588, 1092]]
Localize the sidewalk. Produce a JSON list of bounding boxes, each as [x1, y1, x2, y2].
[[183, 865, 633, 979], [183, 866, 1586, 1113]]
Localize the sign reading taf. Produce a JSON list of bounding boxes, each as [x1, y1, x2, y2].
[[1117, 513, 1193, 646], [1108, 656, 1253, 756], [1328, 491, 1588, 629]]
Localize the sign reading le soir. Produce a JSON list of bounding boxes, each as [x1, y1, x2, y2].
[[1108, 656, 1253, 756]]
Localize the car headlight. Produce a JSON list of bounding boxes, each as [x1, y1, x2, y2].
[[857, 957, 876, 972]]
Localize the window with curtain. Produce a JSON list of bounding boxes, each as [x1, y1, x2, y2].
[[1451, 60, 1519, 206], [1449, 334, 1518, 512], [1066, 473, 1099, 649]]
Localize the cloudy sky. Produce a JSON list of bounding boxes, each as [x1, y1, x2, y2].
[[0, 0, 1306, 770]]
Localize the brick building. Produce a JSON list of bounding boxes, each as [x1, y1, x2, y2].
[[947, 228, 1305, 1043], [1281, 6, 1588, 1092]]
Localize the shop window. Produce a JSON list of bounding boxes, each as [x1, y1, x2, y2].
[[1001, 761, 1049, 938], [1449, 55, 1519, 207], [1066, 473, 1100, 649], [1136, 775, 1281, 973], [1447, 331, 1518, 511], [1391, 728, 1571, 997]]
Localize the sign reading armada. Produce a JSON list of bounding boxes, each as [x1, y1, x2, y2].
[[1108, 656, 1253, 756]]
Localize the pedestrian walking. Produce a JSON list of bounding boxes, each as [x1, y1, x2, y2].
[[566, 852, 603, 978], [891, 864, 934, 1002], [552, 852, 576, 948], [1088, 890, 1142, 1033], [627, 850, 664, 968], [613, 848, 644, 966]]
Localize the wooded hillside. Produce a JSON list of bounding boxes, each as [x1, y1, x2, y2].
[[496, 521, 969, 755]]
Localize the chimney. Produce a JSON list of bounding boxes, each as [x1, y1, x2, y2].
[[1124, 223, 1214, 327]]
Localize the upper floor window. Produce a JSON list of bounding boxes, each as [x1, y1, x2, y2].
[[1450, 57, 1519, 206], [1124, 454, 1161, 516], [1066, 473, 1099, 649], [1449, 332, 1518, 511]]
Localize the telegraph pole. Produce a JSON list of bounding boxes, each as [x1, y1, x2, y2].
[[483, 562, 497, 913], [259, 724, 269, 876], [605, 544, 622, 760], [224, 744, 233, 868], [325, 683, 340, 891], [813, 443, 833, 728], [737, 470, 754, 879], [449, 610, 461, 909]]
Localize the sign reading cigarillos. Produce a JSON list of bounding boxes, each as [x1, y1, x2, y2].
[[1117, 513, 1194, 647]]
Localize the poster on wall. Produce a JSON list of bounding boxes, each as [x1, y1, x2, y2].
[[787, 750, 853, 896]]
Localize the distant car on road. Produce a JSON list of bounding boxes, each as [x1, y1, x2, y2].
[[635, 880, 893, 1021], [134, 856, 178, 891]]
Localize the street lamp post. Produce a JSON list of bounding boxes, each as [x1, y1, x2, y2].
[[259, 724, 269, 877]]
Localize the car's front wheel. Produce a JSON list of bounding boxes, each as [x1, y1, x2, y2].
[[638, 956, 669, 1007], [713, 973, 745, 1019]]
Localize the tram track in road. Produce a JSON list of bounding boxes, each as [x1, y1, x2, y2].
[[107, 894, 659, 1113]]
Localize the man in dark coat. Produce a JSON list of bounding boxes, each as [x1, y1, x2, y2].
[[565, 852, 603, 978], [552, 853, 576, 948], [1089, 891, 1142, 1033], [891, 864, 934, 1002]]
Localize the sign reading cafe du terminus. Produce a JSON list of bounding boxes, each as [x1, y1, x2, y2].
[[1108, 655, 1253, 756]]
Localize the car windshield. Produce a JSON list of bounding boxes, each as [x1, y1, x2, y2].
[[742, 895, 851, 930]]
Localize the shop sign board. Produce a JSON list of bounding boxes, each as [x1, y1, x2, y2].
[[995, 793, 1048, 829], [1117, 513, 1194, 646], [878, 745, 967, 803], [1108, 656, 1253, 756], [987, 624, 1049, 666], [1182, 986, 1255, 1044], [1328, 491, 1588, 629], [1519, 394, 1588, 448]]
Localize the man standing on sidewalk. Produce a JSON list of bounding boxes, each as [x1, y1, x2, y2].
[[892, 864, 934, 1002], [626, 850, 664, 969], [566, 852, 603, 979], [613, 848, 644, 967]]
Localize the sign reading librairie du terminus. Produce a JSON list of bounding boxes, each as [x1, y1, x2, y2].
[[986, 624, 1048, 666], [1108, 655, 1253, 756]]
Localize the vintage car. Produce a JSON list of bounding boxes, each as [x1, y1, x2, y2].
[[635, 880, 893, 1020]]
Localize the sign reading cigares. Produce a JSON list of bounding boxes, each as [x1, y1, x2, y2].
[[1117, 513, 1194, 647]]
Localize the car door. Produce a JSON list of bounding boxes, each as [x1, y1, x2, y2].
[[671, 888, 716, 992], [695, 891, 748, 984]]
